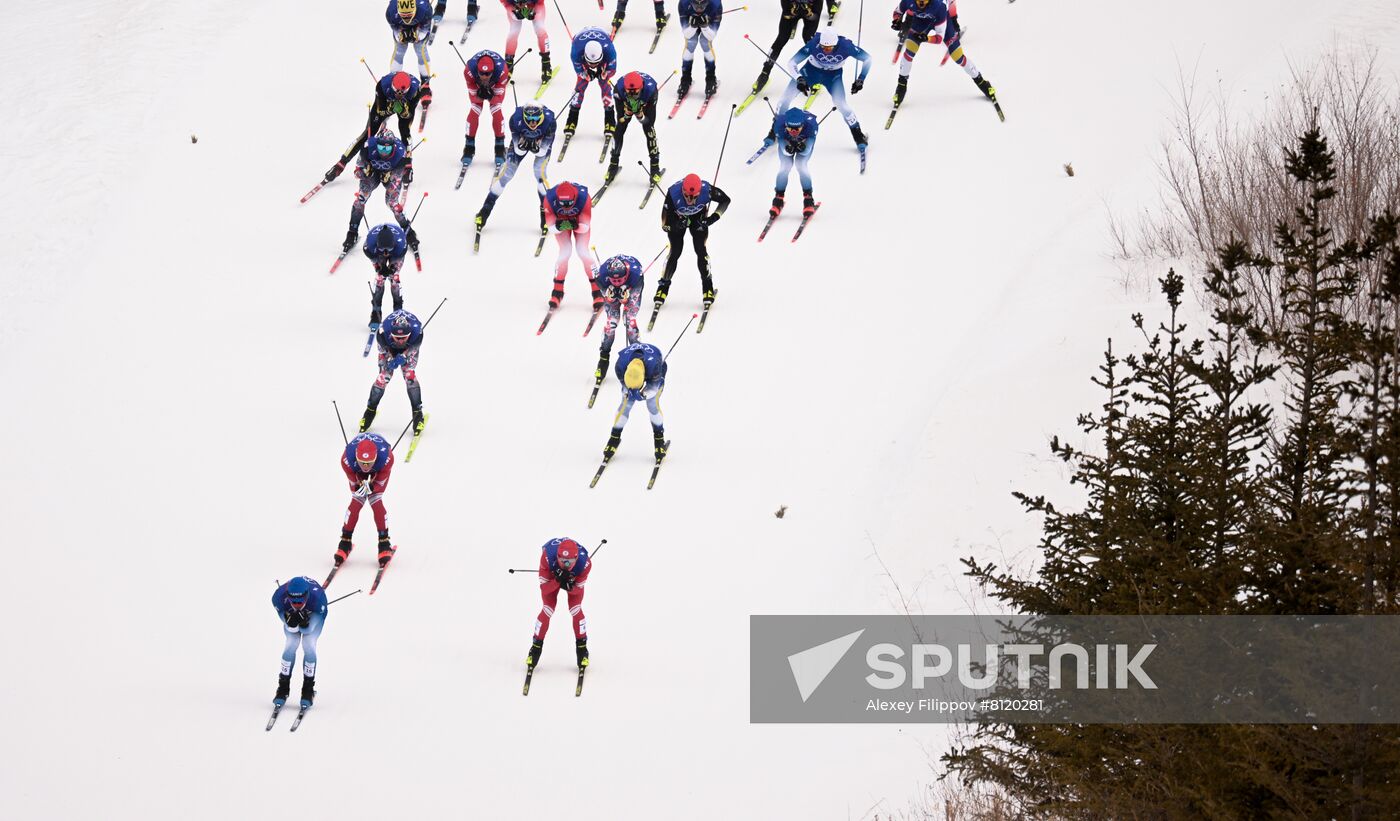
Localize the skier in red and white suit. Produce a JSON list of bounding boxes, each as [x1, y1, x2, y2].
[[500, 0, 553, 84], [525, 537, 592, 670], [334, 434, 397, 569]]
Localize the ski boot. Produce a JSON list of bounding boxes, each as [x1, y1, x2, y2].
[[702, 282, 717, 307], [377, 533, 395, 567], [462, 135, 476, 166], [412, 407, 426, 435], [894, 76, 908, 105], [753, 61, 773, 94], [603, 429, 622, 461], [334, 531, 353, 566], [611, 14, 623, 36], [467, 0, 479, 25], [653, 278, 671, 306], [850, 124, 868, 147], [540, 51, 553, 85], [973, 74, 997, 102], [341, 227, 358, 254], [369, 306, 382, 328], [549, 286, 565, 309], [653, 428, 667, 461], [605, 157, 621, 183], [406, 227, 420, 253], [299, 675, 316, 708], [526, 638, 544, 669], [576, 638, 590, 668], [419, 76, 432, 107], [802, 190, 816, 217], [591, 283, 604, 312], [323, 161, 346, 185], [359, 406, 377, 432], [677, 64, 692, 99], [594, 351, 611, 382], [273, 673, 292, 706], [494, 136, 506, 170], [649, 161, 662, 187], [505, 52, 516, 72], [704, 62, 718, 97], [770, 193, 785, 217]]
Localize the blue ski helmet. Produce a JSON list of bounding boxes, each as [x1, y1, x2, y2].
[[385, 310, 417, 345], [784, 108, 806, 135], [604, 256, 629, 286], [374, 225, 400, 253], [287, 577, 312, 609]]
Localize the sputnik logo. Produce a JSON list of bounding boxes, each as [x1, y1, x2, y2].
[[787, 629, 864, 703]]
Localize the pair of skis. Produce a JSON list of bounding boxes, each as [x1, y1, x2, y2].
[[265, 702, 310, 732], [523, 663, 587, 696], [537, 304, 602, 336], [590, 440, 670, 489], [455, 153, 503, 189], [758, 203, 820, 242], [669, 89, 717, 120], [323, 543, 399, 596]]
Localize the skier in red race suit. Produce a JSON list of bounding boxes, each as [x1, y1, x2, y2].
[[526, 538, 592, 671], [335, 433, 397, 569]]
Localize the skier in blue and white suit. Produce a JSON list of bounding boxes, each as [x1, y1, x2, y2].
[[676, 0, 723, 100], [271, 576, 328, 708], [604, 341, 668, 462], [758, 107, 820, 219], [777, 26, 870, 148], [475, 103, 557, 232]]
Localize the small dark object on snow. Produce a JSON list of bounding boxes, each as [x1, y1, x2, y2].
[[191, 134, 199, 143], [775, 505, 787, 519], [1063, 162, 1074, 177]]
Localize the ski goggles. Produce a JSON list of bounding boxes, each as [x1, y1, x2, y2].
[[288, 595, 309, 610], [375, 142, 396, 156], [558, 554, 578, 569]]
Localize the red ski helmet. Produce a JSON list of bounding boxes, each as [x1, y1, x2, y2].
[[623, 71, 645, 95], [390, 71, 414, 97], [354, 437, 379, 469], [475, 54, 496, 77], [555, 181, 579, 208], [681, 173, 703, 203], [556, 539, 580, 569]]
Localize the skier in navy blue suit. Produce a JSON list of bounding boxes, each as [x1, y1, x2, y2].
[[363, 224, 408, 328], [605, 341, 669, 462], [271, 577, 329, 708], [677, 0, 723, 99]]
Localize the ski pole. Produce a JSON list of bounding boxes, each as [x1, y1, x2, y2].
[[764, 96, 776, 116], [637, 160, 666, 194], [408, 191, 429, 224], [510, 79, 520, 108], [665, 314, 698, 357], [422, 297, 448, 328], [508, 538, 606, 573], [360, 57, 378, 82], [549, 0, 573, 39], [449, 41, 468, 66], [392, 418, 413, 451], [333, 401, 350, 445], [722, 5, 748, 14], [642, 243, 669, 273], [656, 69, 678, 92], [742, 35, 797, 80], [714, 104, 737, 183], [328, 589, 363, 605], [818, 105, 838, 125]]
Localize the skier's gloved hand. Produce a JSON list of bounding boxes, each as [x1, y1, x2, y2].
[[704, 212, 721, 226], [890, 15, 904, 31], [284, 609, 310, 629], [558, 575, 575, 591], [352, 482, 372, 503], [388, 354, 407, 372], [851, 78, 864, 94], [628, 388, 644, 401], [797, 77, 811, 95]]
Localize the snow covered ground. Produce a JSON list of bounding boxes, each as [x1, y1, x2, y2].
[[3, 1, 1397, 818]]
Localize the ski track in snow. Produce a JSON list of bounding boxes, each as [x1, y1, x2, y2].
[[2, 1, 1396, 818]]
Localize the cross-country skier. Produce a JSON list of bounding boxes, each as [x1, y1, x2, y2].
[[462, 50, 510, 170], [594, 254, 643, 383], [363, 224, 409, 328], [359, 309, 426, 435], [526, 537, 593, 672], [605, 341, 668, 462], [677, 0, 722, 100], [475, 103, 556, 232], [890, 0, 994, 108], [566, 27, 618, 140], [334, 433, 397, 572], [542, 181, 601, 309], [322, 72, 425, 186], [762, 107, 819, 219], [751, 0, 821, 94], [387, 0, 435, 110], [655, 173, 729, 309], [342, 132, 420, 255], [611, 0, 666, 36], [271, 577, 328, 709], [607, 71, 662, 185], [500, 0, 553, 84], [776, 27, 870, 150]]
